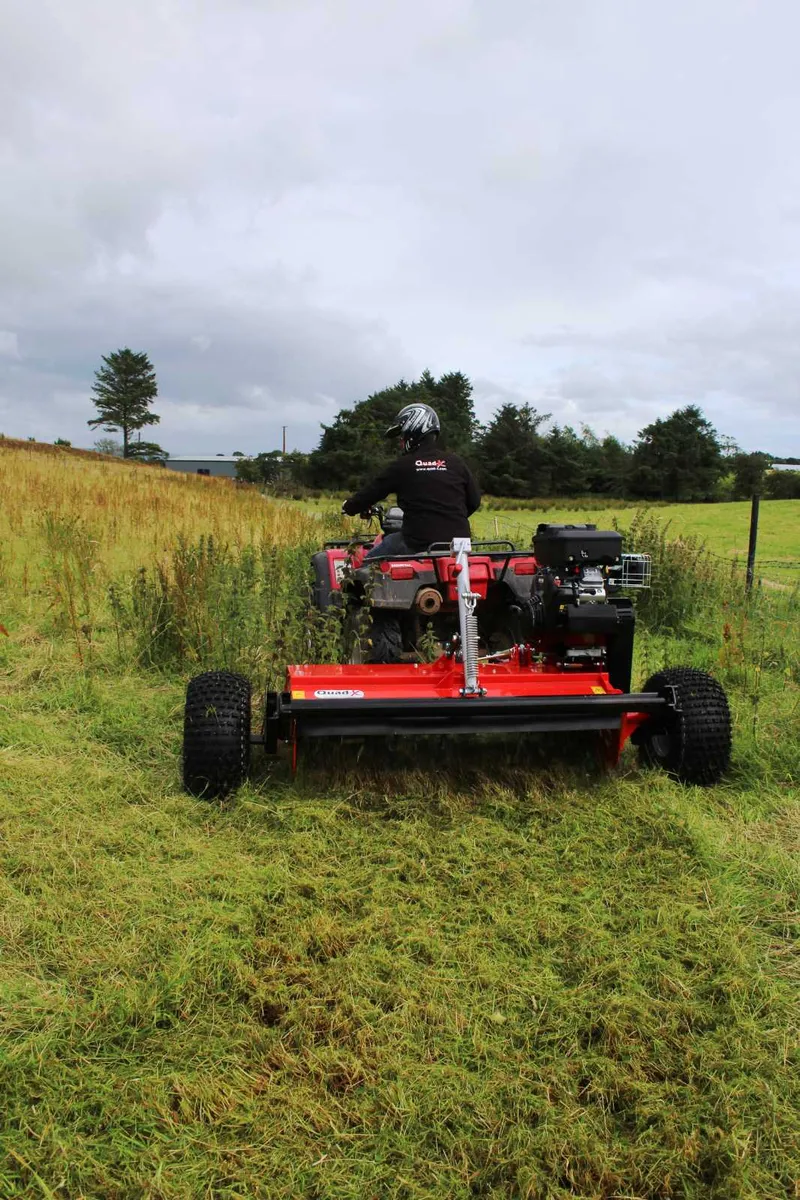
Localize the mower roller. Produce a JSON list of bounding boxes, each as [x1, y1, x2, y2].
[[183, 528, 732, 799]]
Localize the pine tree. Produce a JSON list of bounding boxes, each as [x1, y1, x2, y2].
[[629, 405, 724, 501], [474, 404, 550, 496], [88, 348, 159, 457]]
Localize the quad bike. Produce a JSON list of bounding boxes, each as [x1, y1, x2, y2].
[[311, 504, 551, 663], [183, 523, 732, 798]]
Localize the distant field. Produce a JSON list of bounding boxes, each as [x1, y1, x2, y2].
[[472, 501, 800, 585], [305, 495, 800, 585]]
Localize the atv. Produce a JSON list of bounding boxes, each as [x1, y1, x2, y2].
[[311, 504, 545, 663]]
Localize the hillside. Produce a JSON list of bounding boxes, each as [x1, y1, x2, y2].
[[0, 443, 798, 1199], [0, 434, 142, 464]]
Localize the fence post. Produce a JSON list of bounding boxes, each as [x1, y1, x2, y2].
[[746, 494, 760, 593]]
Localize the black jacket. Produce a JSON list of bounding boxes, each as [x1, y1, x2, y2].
[[342, 437, 481, 549]]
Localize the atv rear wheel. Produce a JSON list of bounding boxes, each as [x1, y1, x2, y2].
[[636, 666, 731, 786], [342, 608, 404, 664], [342, 607, 368, 664], [366, 612, 404, 663], [183, 671, 252, 799]]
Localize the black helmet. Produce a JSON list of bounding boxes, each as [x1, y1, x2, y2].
[[385, 402, 441, 453]]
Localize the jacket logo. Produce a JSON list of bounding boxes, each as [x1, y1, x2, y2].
[[415, 459, 447, 470]]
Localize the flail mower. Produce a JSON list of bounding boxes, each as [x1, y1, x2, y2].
[[182, 522, 732, 799]]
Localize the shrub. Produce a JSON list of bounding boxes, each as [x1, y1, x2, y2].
[[112, 534, 347, 683], [764, 470, 800, 500]]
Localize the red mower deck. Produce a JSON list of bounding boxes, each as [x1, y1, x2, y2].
[[265, 648, 663, 764]]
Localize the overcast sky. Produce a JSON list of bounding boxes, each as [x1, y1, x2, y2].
[[2, 0, 799, 456]]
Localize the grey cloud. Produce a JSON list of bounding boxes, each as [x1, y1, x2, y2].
[[2, 0, 800, 455], [0, 277, 410, 450]]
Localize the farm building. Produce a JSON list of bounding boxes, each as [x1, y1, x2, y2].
[[165, 456, 246, 478]]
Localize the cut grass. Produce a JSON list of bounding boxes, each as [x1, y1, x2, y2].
[[2, 637, 798, 1199], [1, 447, 798, 1198]]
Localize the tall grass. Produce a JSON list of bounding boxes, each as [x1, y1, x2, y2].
[[0, 441, 323, 596], [40, 513, 99, 665], [113, 536, 345, 685], [2, 442, 796, 691], [0, 443, 327, 649]]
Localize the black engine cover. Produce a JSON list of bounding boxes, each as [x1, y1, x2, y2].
[[533, 524, 622, 568]]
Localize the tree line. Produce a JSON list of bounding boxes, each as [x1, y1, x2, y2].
[[239, 370, 799, 502], [80, 349, 798, 500]]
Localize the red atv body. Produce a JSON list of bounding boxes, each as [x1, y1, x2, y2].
[[312, 508, 541, 663]]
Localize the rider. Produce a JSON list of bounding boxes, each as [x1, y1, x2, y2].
[[341, 402, 481, 558]]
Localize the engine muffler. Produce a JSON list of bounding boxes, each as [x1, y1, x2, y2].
[[415, 586, 442, 615]]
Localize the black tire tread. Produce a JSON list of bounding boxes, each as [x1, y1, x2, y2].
[[638, 666, 731, 786], [367, 612, 404, 664], [183, 670, 251, 799]]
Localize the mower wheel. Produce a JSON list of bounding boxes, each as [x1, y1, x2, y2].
[[637, 666, 731, 786], [183, 671, 251, 799], [366, 612, 404, 664]]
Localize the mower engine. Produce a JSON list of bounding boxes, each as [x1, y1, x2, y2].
[[531, 524, 624, 628], [526, 524, 652, 682]]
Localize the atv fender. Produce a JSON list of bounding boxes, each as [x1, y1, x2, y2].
[[311, 551, 344, 610], [353, 565, 439, 610]]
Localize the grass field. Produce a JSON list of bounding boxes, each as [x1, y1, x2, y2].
[[1, 442, 798, 1199]]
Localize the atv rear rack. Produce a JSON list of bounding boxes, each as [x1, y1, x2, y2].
[[323, 539, 527, 560]]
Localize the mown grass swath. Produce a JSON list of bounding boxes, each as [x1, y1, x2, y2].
[[1, 441, 798, 1199]]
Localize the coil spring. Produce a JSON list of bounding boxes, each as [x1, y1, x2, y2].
[[463, 596, 479, 687]]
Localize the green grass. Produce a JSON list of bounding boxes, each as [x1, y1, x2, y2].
[[1, 472, 799, 1198], [2, 631, 798, 1198]]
